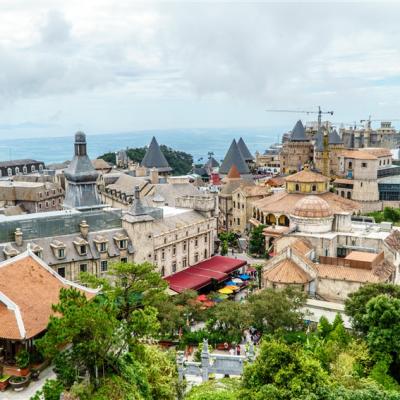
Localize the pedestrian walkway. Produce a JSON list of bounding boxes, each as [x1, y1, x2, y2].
[[1, 367, 56, 400]]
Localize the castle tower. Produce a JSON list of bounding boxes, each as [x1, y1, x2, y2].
[[63, 132, 103, 210]]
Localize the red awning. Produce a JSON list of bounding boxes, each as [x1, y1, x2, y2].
[[164, 256, 247, 293]]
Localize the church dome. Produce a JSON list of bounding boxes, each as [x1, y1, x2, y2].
[[293, 195, 332, 218]]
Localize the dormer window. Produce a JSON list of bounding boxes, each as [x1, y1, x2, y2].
[[58, 248, 65, 258], [119, 239, 127, 250], [79, 245, 87, 255], [99, 242, 107, 252], [51, 240, 67, 259]]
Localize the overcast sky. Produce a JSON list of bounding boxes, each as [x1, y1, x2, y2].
[[1, 1, 400, 138]]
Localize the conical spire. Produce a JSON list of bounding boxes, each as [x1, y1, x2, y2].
[[329, 129, 342, 145], [290, 120, 308, 142], [141, 137, 172, 172], [219, 140, 250, 175], [237, 137, 254, 161], [227, 164, 241, 179]]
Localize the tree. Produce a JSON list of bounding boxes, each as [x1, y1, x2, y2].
[[206, 300, 250, 342], [383, 207, 400, 223], [241, 339, 329, 400], [247, 287, 306, 334], [248, 225, 266, 256], [220, 240, 228, 256], [345, 283, 400, 334], [254, 264, 264, 289], [185, 378, 239, 400]]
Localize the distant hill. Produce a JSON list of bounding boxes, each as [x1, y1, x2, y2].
[[98, 145, 193, 176]]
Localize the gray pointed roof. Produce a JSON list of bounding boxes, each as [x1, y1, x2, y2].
[[141, 137, 172, 172], [290, 120, 308, 142], [237, 137, 254, 161], [329, 129, 342, 145], [219, 140, 250, 175], [204, 157, 219, 169], [315, 128, 324, 152]]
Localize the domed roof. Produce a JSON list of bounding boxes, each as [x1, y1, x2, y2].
[[75, 131, 86, 143], [293, 195, 332, 218]]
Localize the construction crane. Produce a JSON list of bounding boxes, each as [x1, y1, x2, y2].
[[265, 106, 334, 131], [360, 116, 400, 129], [265, 106, 334, 177]]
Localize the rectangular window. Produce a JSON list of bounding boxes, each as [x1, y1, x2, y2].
[[183, 241, 187, 251], [182, 257, 187, 268], [195, 238, 198, 247], [172, 261, 177, 273], [121, 257, 127, 263], [161, 250, 165, 260], [172, 245, 176, 255], [362, 162, 367, 168], [119, 240, 127, 249], [80, 245, 87, 255], [101, 260, 108, 272], [99, 242, 107, 252], [58, 248, 65, 258], [80, 264, 87, 273], [204, 235, 207, 243], [194, 253, 199, 263], [58, 267, 65, 278]]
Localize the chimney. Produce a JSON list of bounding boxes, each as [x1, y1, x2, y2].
[[80, 220, 89, 239], [150, 168, 159, 184], [15, 228, 23, 247], [134, 185, 140, 200]]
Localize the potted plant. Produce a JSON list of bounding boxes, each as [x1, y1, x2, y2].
[[9, 375, 29, 391], [15, 348, 30, 375], [0, 375, 10, 392], [30, 368, 40, 381]]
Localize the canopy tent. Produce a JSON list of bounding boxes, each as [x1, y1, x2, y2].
[[218, 287, 234, 294], [239, 274, 251, 280], [164, 256, 246, 293], [225, 285, 240, 291], [225, 280, 237, 286], [232, 278, 243, 284], [197, 294, 208, 302]]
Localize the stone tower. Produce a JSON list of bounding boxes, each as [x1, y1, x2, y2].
[[63, 132, 103, 210]]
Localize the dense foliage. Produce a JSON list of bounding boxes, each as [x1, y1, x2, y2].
[[367, 207, 400, 224], [98, 145, 193, 175], [248, 225, 266, 256]]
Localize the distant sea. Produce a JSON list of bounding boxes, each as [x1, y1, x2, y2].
[[0, 127, 281, 165]]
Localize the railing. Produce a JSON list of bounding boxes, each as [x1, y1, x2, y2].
[[177, 339, 255, 382]]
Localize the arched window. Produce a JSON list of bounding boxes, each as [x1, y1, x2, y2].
[[39, 164, 43, 172], [7, 168, 12, 176], [295, 184, 300, 192], [15, 167, 19, 175], [312, 185, 317, 192], [347, 192, 351, 199], [31, 165, 35, 172], [22, 165, 27, 174]]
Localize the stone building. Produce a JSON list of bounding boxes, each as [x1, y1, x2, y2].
[[251, 167, 359, 230], [141, 136, 172, 176], [219, 140, 251, 178], [334, 150, 380, 212], [314, 128, 344, 176], [280, 120, 313, 174], [0, 180, 64, 213], [0, 159, 45, 177], [218, 165, 253, 231], [231, 185, 270, 234], [341, 121, 398, 149], [64, 132, 103, 210], [263, 239, 395, 303]]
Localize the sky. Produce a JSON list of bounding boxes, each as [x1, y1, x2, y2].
[[1, 1, 400, 138]]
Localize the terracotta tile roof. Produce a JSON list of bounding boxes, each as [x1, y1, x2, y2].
[[285, 169, 329, 183], [293, 196, 333, 218], [266, 177, 285, 187], [345, 251, 379, 263], [0, 252, 96, 340], [265, 259, 311, 284], [314, 264, 382, 283], [252, 191, 360, 215], [384, 230, 400, 252], [237, 185, 269, 197], [227, 164, 241, 179], [338, 150, 377, 160], [291, 239, 313, 256], [363, 148, 393, 158], [334, 178, 354, 185]]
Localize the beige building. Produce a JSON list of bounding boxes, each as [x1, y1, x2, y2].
[[280, 121, 313, 174], [218, 165, 253, 232], [231, 185, 270, 233], [334, 149, 382, 212], [314, 128, 344, 176], [0, 180, 64, 214]]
